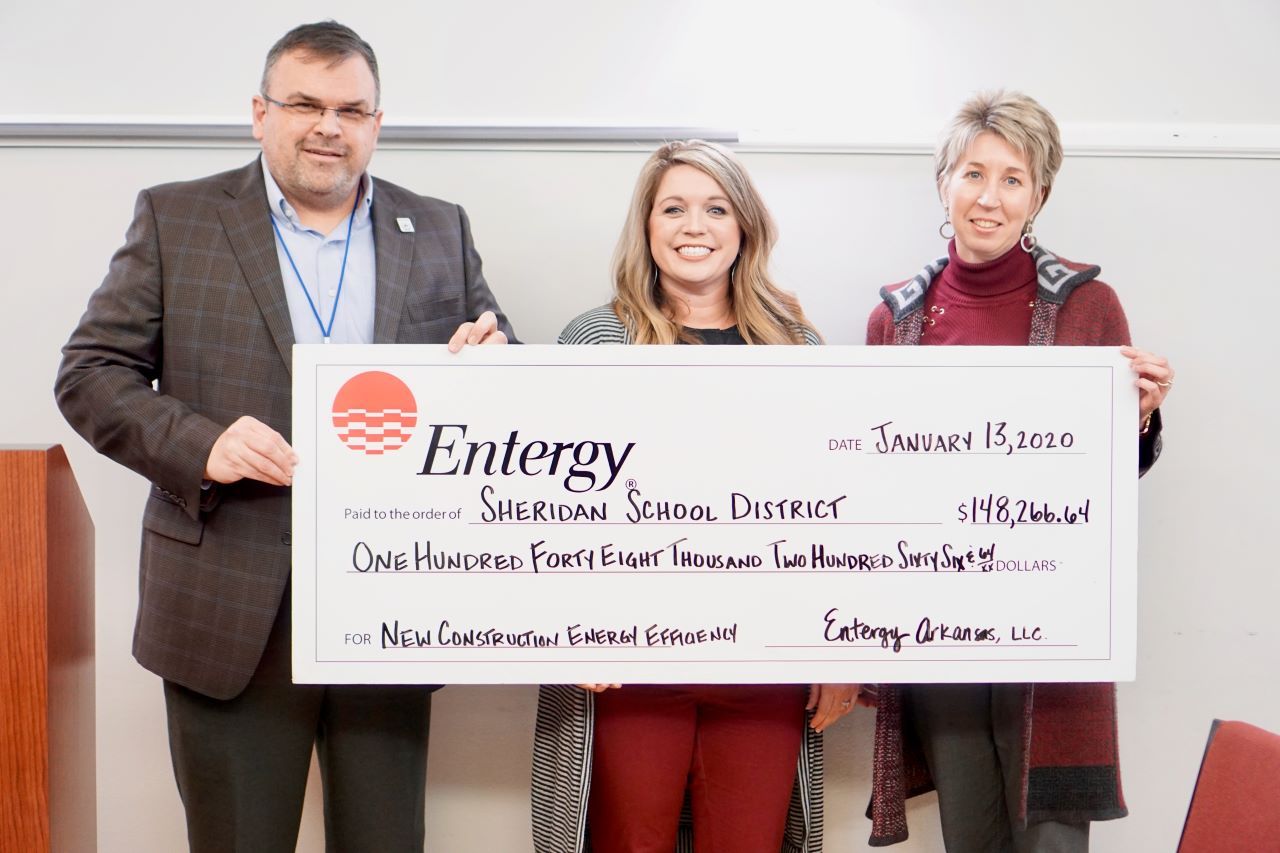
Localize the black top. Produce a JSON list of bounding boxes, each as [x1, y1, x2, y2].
[[684, 326, 745, 346]]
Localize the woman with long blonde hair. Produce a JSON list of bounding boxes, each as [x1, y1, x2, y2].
[[533, 140, 855, 853], [561, 139, 817, 346]]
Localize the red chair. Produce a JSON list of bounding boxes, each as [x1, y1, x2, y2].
[[1178, 719, 1280, 852]]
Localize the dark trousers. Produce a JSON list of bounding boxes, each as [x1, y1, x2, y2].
[[588, 684, 806, 853], [907, 684, 1089, 853], [163, 598, 433, 853]]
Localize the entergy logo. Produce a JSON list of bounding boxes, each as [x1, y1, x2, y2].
[[332, 371, 417, 455]]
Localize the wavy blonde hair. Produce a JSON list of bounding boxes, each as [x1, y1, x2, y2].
[[610, 140, 818, 345]]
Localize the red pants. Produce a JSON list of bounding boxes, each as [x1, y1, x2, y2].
[[588, 684, 806, 853]]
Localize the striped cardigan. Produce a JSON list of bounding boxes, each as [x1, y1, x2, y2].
[[556, 304, 822, 347], [530, 304, 825, 853]]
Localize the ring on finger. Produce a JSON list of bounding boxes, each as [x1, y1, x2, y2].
[[1157, 379, 1173, 388]]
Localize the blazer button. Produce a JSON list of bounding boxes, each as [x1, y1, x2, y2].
[[281, 531, 292, 546]]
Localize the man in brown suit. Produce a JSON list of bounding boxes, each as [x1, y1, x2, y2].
[[55, 21, 514, 852]]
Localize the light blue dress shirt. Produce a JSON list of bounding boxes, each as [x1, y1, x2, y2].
[[262, 157, 376, 345]]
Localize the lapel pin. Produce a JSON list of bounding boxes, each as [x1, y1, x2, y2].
[[396, 217, 415, 233]]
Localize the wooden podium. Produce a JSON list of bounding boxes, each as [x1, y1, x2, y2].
[[1, 445, 96, 852]]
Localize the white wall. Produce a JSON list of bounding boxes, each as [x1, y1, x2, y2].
[[5, 0, 1279, 134], [3, 2, 1278, 851]]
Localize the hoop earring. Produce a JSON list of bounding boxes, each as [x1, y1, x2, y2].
[[939, 214, 955, 240], [1020, 220, 1037, 253]]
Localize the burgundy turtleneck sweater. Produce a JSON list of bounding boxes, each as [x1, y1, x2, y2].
[[920, 241, 1036, 345]]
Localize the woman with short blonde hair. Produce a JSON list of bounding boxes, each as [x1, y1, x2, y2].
[[864, 90, 1174, 852], [934, 90, 1064, 207]]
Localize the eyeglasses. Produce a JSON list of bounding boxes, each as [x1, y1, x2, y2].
[[260, 93, 378, 125]]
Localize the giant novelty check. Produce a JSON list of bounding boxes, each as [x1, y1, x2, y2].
[[292, 345, 1137, 684]]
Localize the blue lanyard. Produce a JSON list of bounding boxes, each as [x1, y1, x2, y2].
[[270, 193, 360, 343]]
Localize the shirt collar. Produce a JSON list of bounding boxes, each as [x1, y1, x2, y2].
[[260, 154, 373, 234]]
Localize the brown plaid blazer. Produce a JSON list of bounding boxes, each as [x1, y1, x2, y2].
[[56, 160, 515, 700]]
